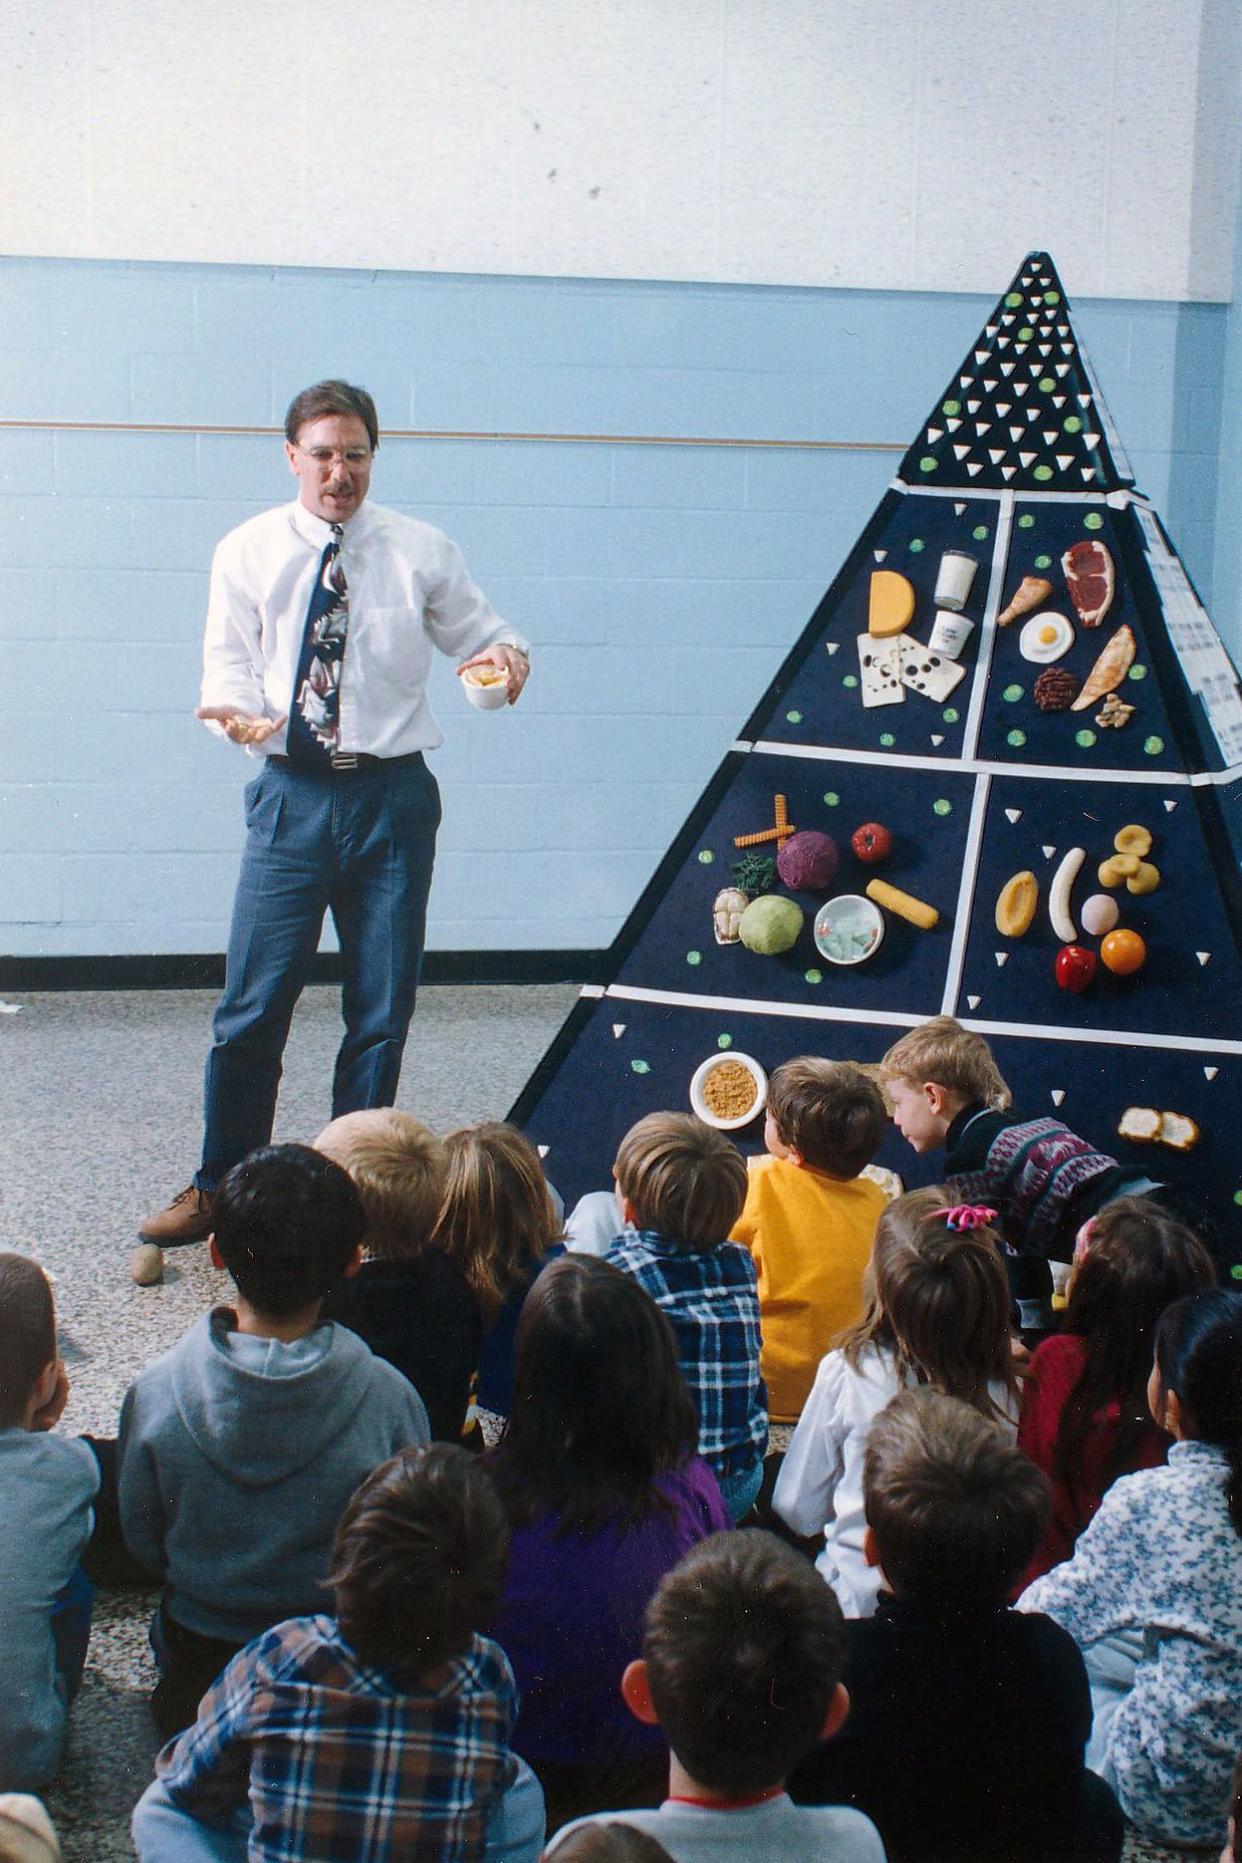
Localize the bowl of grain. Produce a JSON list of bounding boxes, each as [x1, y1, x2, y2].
[[689, 1052, 768, 1131]]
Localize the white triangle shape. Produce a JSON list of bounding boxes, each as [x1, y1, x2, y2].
[[986, 325, 998, 339], [946, 418, 962, 432], [1057, 324, 1069, 336], [976, 421, 991, 436], [1026, 406, 1040, 422], [1081, 467, 1096, 481], [1055, 364, 1071, 378], [1005, 808, 1022, 823], [1077, 392, 1092, 406], [967, 994, 981, 1010], [966, 462, 983, 477], [612, 1024, 626, 1038], [1204, 1065, 1219, 1081], [996, 401, 1012, 416], [1020, 451, 1037, 467], [954, 502, 967, 515], [953, 444, 971, 460], [1001, 465, 1017, 480], [538, 1143, 550, 1157], [1060, 343, 1075, 356], [1015, 342, 1028, 355], [826, 641, 840, 655], [1052, 395, 1066, 408], [1197, 951, 1211, 966], [1028, 359, 1043, 376], [995, 951, 1009, 968], [1000, 362, 1016, 377], [927, 427, 944, 443], [989, 448, 1005, 464], [1042, 844, 1056, 859], [1043, 431, 1058, 445], [874, 549, 887, 562], [997, 337, 1011, 351], [1038, 344, 1052, 356], [1009, 425, 1024, 441], [1001, 313, 1016, 326], [1020, 273, 1032, 285], [1163, 799, 1177, 812], [1056, 454, 1074, 469], [975, 349, 989, 364], [1051, 1089, 1066, 1107], [931, 733, 945, 746], [1084, 432, 1101, 449], [1014, 382, 1028, 397], [960, 375, 974, 390], [983, 377, 999, 391], [967, 399, 982, 414]]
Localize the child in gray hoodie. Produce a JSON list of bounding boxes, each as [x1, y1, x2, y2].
[[118, 1144, 429, 1735]]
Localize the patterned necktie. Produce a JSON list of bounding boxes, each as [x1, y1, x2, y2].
[[286, 524, 348, 766]]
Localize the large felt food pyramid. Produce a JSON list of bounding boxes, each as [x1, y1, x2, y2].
[[512, 253, 1242, 1273]]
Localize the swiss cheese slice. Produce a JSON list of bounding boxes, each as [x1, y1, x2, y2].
[[857, 635, 904, 708], [898, 638, 967, 703], [868, 569, 916, 638]]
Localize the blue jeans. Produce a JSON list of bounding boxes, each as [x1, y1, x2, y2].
[[51, 1564, 94, 1702], [197, 755, 440, 1188], [718, 1457, 764, 1524]]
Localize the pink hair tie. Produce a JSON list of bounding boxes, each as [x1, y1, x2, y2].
[[935, 1204, 997, 1232]]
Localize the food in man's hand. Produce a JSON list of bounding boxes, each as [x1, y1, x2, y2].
[[997, 576, 1053, 628], [1071, 626, 1136, 710], [1063, 539, 1115, 628]]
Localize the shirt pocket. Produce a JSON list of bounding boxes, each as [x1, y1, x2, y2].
[[350, 606, 431, 690]]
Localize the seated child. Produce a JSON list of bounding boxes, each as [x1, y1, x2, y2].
[[118, 1143, 430, 1736], [1020, 1289, 1242, 1849], [608, 1113, 766, 1521], [0, 1254, 99, 1791], [792, 1387, 1123, 1862], [549, 1530, 885, 1862], [731, 1058, 889, 1422], [316, 1109, 482, 1442], [132, 1444, 546, 1863], [881, 1017, 1158, 1276]]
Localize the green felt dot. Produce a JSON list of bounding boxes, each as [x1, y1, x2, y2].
[[1064, 415, 1082, 434], [1128, 664, 1147, 682], [919, 456, 938, 474], [942, 706, 960, 724], [908, 538, 926, 553], [1019, 326, 1035, 342], [823, 791, 840, 807], [1075, 728, 1097, 749], [717, 1032, 734, 1049], [1007, 728, 1027, 748], [1044, 290, 1061, 305], [1144, 735, 1165, 756], [942, 398, 961, 415], [786, 710, 803, 724], [630, 1058, 651, 1075], [879, 732, 896, 748], [686, 950, 702, 966], [843, 674, 859, 689], [805, 968, 823, 986], [1018, 513, 1036, 529], [1033, 464, 1054, 482], [1232, 1262, 1242, 1279], [1038, 376, 1056, 393], [697, 849, 714, 864], [933, 798, 952, 817], [1034, 554, 1052, 570], [1005, 292, 1023, 308], [1084, 512, 1104, 531], [1234, 1190, 1242, 1208], [1003, 683, 1024, 703], [972, 524, 989, 541]]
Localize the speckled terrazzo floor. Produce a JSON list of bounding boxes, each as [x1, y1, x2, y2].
[[0, 981, 578, 1861]]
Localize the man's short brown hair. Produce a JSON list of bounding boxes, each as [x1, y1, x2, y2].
[[881, 1017, 1011, 1109], [864, 1388, 1049, 1605], [284, 380, 379, 453], [642, 1531, 845, 1795], [331, 1444, 509, 1673], [0, 1253, 55, 1429], [614, 1112, 747, 1248], [767, 1058, 886, 1176], [315, 1110, 447, 1260]]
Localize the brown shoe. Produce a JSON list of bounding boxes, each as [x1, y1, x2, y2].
[[139, 1184, 215, 1246]]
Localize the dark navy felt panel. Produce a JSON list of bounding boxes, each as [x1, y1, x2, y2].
[[756, 491, 993, 761], [977, 503, 1184, 776], [958, 774, 1241, 1042], [614, 749, 974, 1016]]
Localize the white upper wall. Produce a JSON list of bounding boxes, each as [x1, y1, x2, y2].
[[3, 0, 1239, 302]]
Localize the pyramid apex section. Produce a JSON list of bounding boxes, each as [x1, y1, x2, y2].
[[899, 252, 1133, 497]]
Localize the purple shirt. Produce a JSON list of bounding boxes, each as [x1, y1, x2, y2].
[[490, 1458, 728, 1767]]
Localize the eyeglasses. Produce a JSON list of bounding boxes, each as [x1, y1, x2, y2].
[[293, 444, 373, 468]]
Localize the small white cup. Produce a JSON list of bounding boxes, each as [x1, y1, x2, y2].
[[929, 610, 975, 660], [934, 549, 978, 612], [461, 666, 509, 711]]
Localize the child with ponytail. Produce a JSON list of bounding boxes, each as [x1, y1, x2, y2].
[[773, 1187, 1018, 1617], [1020, 1289, 1242, 1849]]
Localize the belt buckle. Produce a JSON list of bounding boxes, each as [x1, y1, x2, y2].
[[330, 751, 359, 772]]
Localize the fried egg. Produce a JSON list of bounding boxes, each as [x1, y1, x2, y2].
[[1019, 611, 1075, 664]]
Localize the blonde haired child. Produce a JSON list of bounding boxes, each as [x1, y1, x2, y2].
[[772, 1187, 1018, 1616]]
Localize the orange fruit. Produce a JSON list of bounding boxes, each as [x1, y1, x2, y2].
[[1100, 928, 1146, 975]]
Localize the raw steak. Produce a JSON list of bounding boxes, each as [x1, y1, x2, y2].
[[1062, 539, 1115, 628]]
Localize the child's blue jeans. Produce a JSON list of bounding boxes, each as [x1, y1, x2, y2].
[[50, 1564, 93, 1702]]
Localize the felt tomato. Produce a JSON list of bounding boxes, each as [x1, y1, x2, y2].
[[1055, 945, 1097, 993], [851, 822, 892, 865], [1100, 928, 1147, 975]]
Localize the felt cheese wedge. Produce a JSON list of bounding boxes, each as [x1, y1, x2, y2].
[[857, 635, 905, 708], [868, 570, 917, 638], [898, 637, 967, 703]]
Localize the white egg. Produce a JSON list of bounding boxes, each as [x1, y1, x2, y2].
[[1080, 893, 1120, 937], [1019, 611, 1075, 664]]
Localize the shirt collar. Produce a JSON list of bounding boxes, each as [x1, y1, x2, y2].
[[288, 498, 371, 550]]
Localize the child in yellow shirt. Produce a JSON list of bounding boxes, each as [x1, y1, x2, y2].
[[733, 1059, 889, 1422]]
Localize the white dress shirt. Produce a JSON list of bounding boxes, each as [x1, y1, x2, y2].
[[200, 499, 528, 759]]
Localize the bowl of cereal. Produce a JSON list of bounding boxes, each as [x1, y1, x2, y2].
[[460, 663, 510, 710], [689, 1052, 768, 1131]]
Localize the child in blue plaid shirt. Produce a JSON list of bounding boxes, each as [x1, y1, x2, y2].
[[132, 1443, 545, 1863], [607, 1113, 767, 1521]]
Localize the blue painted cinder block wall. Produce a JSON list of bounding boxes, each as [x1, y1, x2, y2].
[[0, 257, 1229, 956]]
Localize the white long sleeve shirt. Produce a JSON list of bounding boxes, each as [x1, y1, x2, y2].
[[200, 499, 528, 759]]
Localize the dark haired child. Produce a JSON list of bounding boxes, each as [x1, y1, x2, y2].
[[1021, 1290, 1242, 1849], [793, 1388, 1123, 1862], [118, 1143, 430, 1736], [607, 1113, 766, 1521], [132, 1445, 545, 1862], [1017, 1197, 1217, 1583], [316, 1109, 481, 1441], [488, 1255, 729, 1834], [774, 1188, 1018, 1616], [731, 1058, 889, 1422], [549, 1531, 884, 1861], [0, 1253, 98, 1790]]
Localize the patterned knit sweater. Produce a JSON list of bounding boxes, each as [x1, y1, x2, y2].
[[944, 1103, 1137, 1259]]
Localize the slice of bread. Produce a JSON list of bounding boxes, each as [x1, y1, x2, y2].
[[1159, 1111, 1200, 1153], [1118, 1106, 1161, 1144]]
